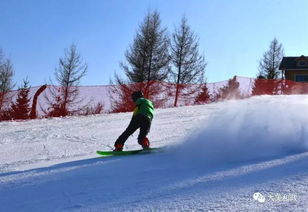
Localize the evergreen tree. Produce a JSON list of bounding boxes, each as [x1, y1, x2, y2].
[[11, 79, 31, 120], [215, 76, 242, 101], [195, 83, 210, 104], [170, 16, 207, 106]]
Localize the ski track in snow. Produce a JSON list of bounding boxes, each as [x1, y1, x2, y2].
[[0, 95, 308, 211]]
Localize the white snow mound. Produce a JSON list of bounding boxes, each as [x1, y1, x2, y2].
[[173, 95, 308, 165]]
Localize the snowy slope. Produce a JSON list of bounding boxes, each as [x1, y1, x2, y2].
[[0, 95, 308, 211]]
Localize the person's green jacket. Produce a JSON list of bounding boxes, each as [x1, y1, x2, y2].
[[133, 98, 154, 120]]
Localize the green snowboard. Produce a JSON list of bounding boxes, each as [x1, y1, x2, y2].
[[96, 147, 161, 156]]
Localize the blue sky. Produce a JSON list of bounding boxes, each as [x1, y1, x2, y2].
[[1, 0, 308, 86]]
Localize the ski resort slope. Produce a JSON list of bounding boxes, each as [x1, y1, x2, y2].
[[0, 95, 308, 211]]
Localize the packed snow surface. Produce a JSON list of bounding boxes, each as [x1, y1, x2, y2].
[[0, 95, 308, 211]]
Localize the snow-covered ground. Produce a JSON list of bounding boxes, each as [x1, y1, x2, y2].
[[0, 95, 308, 211]]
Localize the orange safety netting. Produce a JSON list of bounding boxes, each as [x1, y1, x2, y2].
[[1, 77, 308, 120]]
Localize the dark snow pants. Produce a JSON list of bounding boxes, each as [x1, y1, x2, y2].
[[115, 114, 151, 145]]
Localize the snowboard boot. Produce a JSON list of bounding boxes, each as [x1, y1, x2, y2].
[[139, 137, 150, 149], [113, 143, 124, 151]]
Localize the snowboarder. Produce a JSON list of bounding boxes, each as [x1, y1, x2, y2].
[[113, 91, 154, 151]]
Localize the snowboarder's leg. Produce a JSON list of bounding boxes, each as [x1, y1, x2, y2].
[[114, 116, 140, 150], [137, 115, 151, 149]]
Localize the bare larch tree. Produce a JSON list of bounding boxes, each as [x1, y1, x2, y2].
[[45, 44, 87, 117], [120, 10, 170, 91], [170, 17, 207, 106], [258, 38, 284, 79], [253, 38, 284, 95], [111, 10, 171, 112], [0, 49, 14, 115]]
